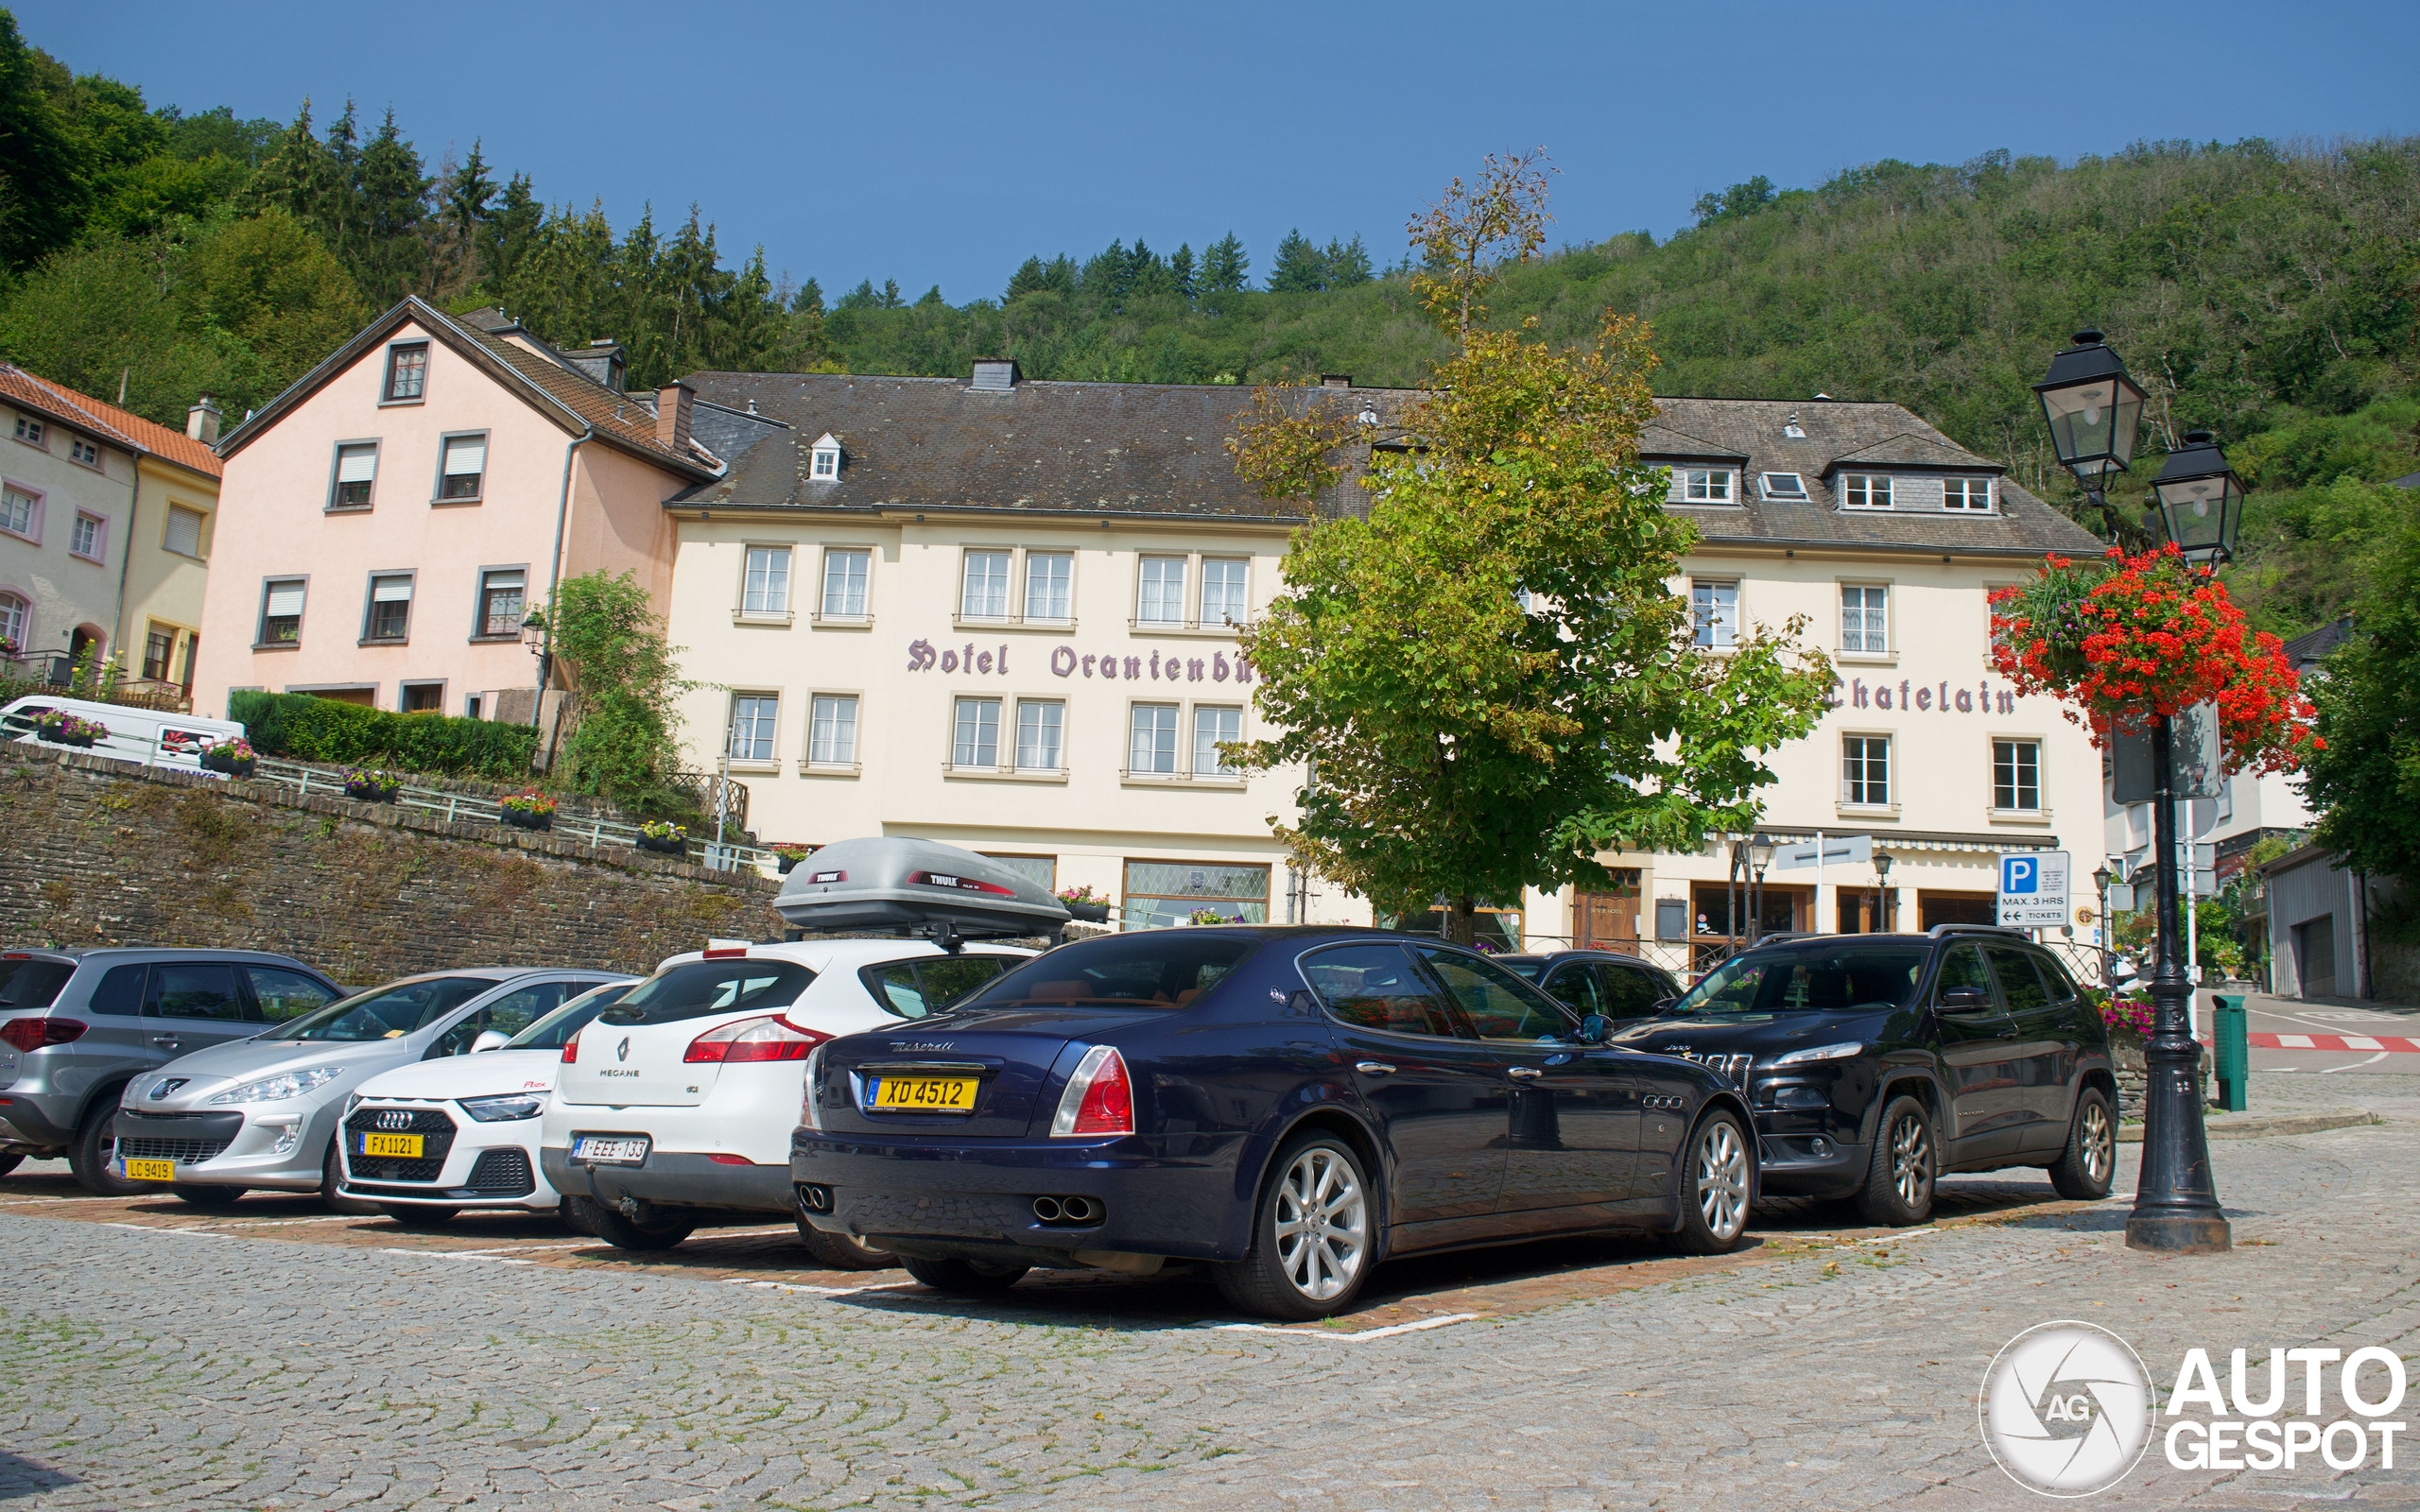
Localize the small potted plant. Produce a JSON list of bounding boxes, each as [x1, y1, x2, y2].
[[770, 843, 814, 875], [344, 768, 402, 802], [34, 710, 105, 747], [1057, 884, 1111, 923], [638, 818, 687, 855], [1186, 907, 1231, 926], [500, 788, 557, 832], [199, 738, 257, 778]]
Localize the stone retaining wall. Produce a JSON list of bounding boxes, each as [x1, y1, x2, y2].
[[0, 746, 785, 985]]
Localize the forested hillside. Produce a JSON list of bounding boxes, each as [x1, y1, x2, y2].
[[0, 8, 2411, 636]]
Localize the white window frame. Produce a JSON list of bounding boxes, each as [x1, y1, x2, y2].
[[804, 691, 862, 773], [1014, 697, 1065, 773], [1192, 703, 1243, 777], [1944, 475, 1996, 511], [727, 693, 782, 767], [1023, 550, 1076, 624], [1759, 472, 1809, 502], [1199, 557, 1251, 628], [1691, 579, 1738, 650], [0, 480, 41, 543], [1121, 698, 1248, 785], [808, 432, 841, 481], [1840, 473, 1893, 510], [816, 545, 873, 624], [1120, 549, 1253, 635], [959, 548, 1013, 621], [1839, 582, 1890, 656], [68, 509, 106, 565], [1992, 736, 2046, 816], [1841, 731, 1893, 811], [740, 544, 794, 620], [951, 696, 1004, 771], [382, 341, 429, 404], [68, 436, 102, 470], [1136, 556, 1188, 628], [1680, 467, 1734, 504], [12, 416, 45, 449], [0, 590, 30, 651]]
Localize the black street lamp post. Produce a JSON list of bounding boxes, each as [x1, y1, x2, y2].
[[2093, 864, 2115, 983], [1749, 832, 1775, 944], [2034, 331, 2235, 1256]]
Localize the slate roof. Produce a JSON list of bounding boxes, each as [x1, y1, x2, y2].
[[671, 371, 2102, 558], [0, 364, 222, 479], [673, 372, 1415, 523], [216, 297, 718, 482], [2283, 615, 2355, 670]]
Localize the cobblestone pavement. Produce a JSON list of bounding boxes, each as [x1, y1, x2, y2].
[[1, 1074, 2412, 1512]]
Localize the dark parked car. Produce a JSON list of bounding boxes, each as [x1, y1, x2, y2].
[[1611, 924, 2117, 1227], [0, 947, 346, 1192], [1496, 950, 1680, 1026], [793, 926, 1756, 1319]]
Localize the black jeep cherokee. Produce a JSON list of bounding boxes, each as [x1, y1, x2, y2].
[[1613, 925, 2117, 1226]]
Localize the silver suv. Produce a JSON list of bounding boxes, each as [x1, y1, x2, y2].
[[0, 948, 345, 1192]]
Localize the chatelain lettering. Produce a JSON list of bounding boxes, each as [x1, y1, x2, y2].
[[1831, 675, 2016, 715]]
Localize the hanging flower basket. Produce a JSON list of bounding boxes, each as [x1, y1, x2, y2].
[[1056, 885, 1110, 922], [1990, 545, 2317, 774], [500, 789, 557, 831], [344, 769, 402, 802], [771, 844, 814, 875], [34, 711, 105, 748], [638, 820, 687, 855], [199, 739, 256, 778]]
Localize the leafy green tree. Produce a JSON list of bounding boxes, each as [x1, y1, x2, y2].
[[0, 232, 253, 421], [1201, 232, 1248, 294], [188, 205, 368, 394], [0, 13, 87, 267], [1233, 155, 1834, 944], [544, 571, 698, 813], [1266, 229, 1324, 293], [2303, 511, 2420, 885]]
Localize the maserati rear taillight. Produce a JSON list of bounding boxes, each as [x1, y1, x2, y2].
[[684, 1014, 830, 1064], [0, 1017, 84, 1053], [1050, 1045, 1134, 1137]]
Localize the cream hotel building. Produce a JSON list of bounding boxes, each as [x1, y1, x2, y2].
[[666, 361, 2106, 953]]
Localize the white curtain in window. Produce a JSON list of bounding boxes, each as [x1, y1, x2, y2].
[[1129, 703, 1178, 773], [1138, 558, 1185, 625], [1201, 558, 1248, 626], [962, 552, 1011, 618], [1016, 700, 1063, 770], [1193, 705, 1240, 776], [810, 695, 858, 765], [954, 697, 1001, 767], [744, 547, 791, 613], [822, 549, 869, 616], [1025, 553, 1073, 620]]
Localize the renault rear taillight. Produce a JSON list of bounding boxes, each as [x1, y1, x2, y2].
[[684, 1014, 829, 1064], [561, 1030, 580, 1064], [0, 1017, 85, 1053], [1050, 1045, 1134, 1137]]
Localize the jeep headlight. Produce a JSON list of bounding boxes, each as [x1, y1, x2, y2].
[[1768, 1041, 1865, 1067], [205, 1067, 345, 1105]]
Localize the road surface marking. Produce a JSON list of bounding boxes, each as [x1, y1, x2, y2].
[[2321, 1052, 2389, 1074], [2247, 1032, 2417, 1053]]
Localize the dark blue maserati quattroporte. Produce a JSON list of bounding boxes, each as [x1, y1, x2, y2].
[[793, 927, 1755, 1319]]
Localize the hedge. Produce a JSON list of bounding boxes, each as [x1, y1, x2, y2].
[[229, 691, 540, 780]]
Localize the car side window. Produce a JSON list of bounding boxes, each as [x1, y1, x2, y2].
[[864, 956, 1013, 1020], [433, 983, 568, 1057], [1416, 947, 1577, 1041], [1934, 944, 1996, 1007], [1541, 965, 1603, 1017], [1597, 963, 1668, 1018], [244, 967, 336, 1023], [1984, 945, 2052, 1015], [149, 963, 245, 1021], [1302, 943, 1464, 1039], [2031, 951, 2082, 1004], [86, 963, 148, 1017]]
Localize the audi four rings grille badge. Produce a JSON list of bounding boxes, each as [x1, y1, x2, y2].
[[376, 1109, 412, 1130]]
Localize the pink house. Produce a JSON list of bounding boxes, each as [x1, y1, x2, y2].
[[196, 298, 721, 721]]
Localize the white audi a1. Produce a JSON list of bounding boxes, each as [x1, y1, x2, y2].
[[540, 937, 1028, 1263], [338, 979, 637, 1226]]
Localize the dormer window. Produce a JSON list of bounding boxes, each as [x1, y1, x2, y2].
[[809, 433, 840, 481], [1944, 476, 1995, 511], [1841, 473, 1893, 509], [1679, 468, 1734, 504], [1760, 472, 1809, 501]]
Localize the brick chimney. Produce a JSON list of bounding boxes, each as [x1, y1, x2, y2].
[[186, 394, 221, 444], [655, 381, 694, 452]]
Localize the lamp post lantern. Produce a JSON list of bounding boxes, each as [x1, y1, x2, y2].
[[522, 609, 550, 733], [2092, 864, 2115, 982], [1748, 832, 1775, 944], [2034, 330, 2237, 1256], [1872, 850, 1893, 933]]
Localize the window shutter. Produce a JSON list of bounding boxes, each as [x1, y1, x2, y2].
[[265, 582, 305, 617], [337, 445, 377, 483], [165, 506, 204, 558], [442, 436, 487, 475], [484, 569, 524, 593], [372, 577, 414, 603]]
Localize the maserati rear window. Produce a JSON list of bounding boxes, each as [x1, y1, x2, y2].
[[960, 936, 1254, 1011], [598, 959, 813, 1027]]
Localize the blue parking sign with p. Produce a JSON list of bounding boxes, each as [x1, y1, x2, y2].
[[2002, 856, 2037, 894]]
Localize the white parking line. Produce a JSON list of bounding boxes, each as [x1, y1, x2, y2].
[[375, 1246, 536, 1264], [1196, 1311, 1482, 1341], [102, 1222, 226, 1236], [2321, 1052, 2389, 1074]]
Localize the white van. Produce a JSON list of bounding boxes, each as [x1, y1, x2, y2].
[[0, 695, 246, 776]]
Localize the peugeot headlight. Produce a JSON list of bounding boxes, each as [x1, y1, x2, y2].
[[459, 1092, 546, 1123], [1769, 1041, 1865, 1067], [205, 1067, 345, 1105]]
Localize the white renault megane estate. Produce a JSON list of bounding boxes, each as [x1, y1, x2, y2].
[[541, 938, 1027, 1262]]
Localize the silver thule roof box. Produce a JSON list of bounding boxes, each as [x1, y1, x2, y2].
[[773, 836, 1071, 946]]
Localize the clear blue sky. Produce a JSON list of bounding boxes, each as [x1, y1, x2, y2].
[[20, 1, 2419, 303]]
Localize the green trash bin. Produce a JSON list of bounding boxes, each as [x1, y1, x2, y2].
[[2212, 994, 2248, 1112]]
